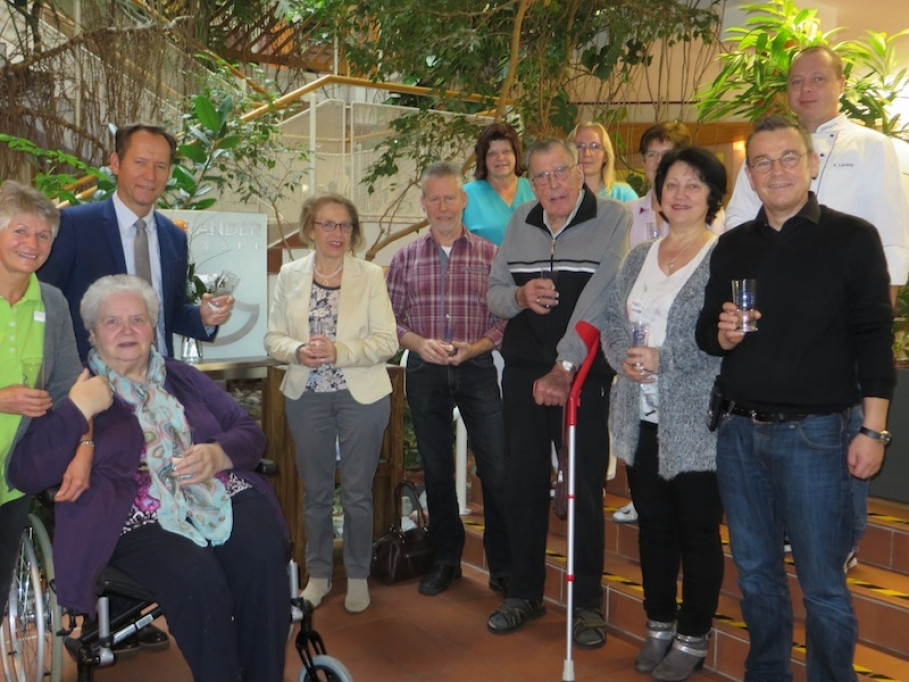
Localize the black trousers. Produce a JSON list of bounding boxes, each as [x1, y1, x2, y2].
[[109, 489, 289, 682], [626, 421, 724, 636], [0, 496, 30, 613], [405, 352, 510, 574], [501, 365, 610, 609]]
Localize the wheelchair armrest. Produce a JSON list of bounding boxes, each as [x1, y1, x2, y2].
[[256, 458, 278, 476], [37, 487, 60, 508]]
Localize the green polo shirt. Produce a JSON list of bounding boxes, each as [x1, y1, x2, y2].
[[1, 275, 46, 505]]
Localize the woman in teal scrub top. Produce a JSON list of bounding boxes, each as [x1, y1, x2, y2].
[[462, 123, 535, 245]]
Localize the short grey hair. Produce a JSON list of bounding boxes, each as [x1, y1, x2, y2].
[[421, 161, 463, 194], [80, 274, 160, 333], [0, 180, 60, 240], [524, 138, 579, 171]]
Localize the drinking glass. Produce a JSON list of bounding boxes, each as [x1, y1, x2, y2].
[[170, 427, 194, 481], [630, 320, 650, 347], [731, 278, 758, 332], [646, 222, 662, 240], [208, 270, 240, 310], [539, 268, 558, 309], [309, 316, 325, 348], [21, 358, 45, 390]]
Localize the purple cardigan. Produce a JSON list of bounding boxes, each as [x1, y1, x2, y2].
[[9, 359, 286, 614]]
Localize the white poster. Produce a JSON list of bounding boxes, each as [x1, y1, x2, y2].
[[163, 210, 267, 361]]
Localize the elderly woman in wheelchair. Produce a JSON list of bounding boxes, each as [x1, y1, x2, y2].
[[9, 274, 290, 682]]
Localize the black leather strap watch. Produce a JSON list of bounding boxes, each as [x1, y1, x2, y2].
[[859, 426, 892, 446]]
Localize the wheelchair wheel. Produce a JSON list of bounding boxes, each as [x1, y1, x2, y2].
[[299, 654, 354, 682], [2, 514, 63, 682], [1, 616, 15, 681]]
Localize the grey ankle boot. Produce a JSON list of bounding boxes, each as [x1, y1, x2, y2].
[[634, 620, 676, 673], [651, 633, 708, 681]]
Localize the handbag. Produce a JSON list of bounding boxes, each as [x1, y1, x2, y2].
[[371, 481, 435, 584]]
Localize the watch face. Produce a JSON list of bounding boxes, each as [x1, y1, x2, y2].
[[861, 426, 892, 445]]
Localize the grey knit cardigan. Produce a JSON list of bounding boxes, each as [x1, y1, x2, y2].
[[601, 240, 721, 480]]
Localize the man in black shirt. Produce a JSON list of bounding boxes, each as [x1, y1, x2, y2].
[[695, 115, 894, 682]]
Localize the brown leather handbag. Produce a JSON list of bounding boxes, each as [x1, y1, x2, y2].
[[371, 481, 435, 584]]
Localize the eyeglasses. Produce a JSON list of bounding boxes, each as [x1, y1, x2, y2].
[[643, 150, 667, 162], [530, 164, 577, 187], [573, 142, 602, 152], [314, 220, 354, 233], [748, 152, 806, 174]]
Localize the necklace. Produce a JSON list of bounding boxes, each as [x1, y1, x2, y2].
[[662, 234, 702, 272], [314, 262, 343, 284]]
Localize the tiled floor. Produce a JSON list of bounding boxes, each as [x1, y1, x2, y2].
[[68, 566, 728, 681]]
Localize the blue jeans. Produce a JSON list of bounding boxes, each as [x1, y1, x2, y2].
[[405, 352, 510, 573], [717, 409, 860, 682]]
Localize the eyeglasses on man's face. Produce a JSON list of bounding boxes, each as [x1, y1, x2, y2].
[[643, 149, 667, 162], [530, 164, 577, 187], [748, 152, 806, 175], [314, 220, 354, 234]]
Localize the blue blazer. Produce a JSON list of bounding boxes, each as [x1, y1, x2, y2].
[[38, 198, 212, 359]]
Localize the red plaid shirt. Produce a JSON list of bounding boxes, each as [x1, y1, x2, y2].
[[386, 228, 506, 348]]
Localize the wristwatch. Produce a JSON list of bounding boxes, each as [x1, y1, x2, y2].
[[859, 426, 892, 446], [559, 360, 576, 373]]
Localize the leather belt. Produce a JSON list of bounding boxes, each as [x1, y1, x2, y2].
[[721, 400, 841, 424]]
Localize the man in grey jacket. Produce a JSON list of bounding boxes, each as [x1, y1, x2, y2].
[[486, 138, 629, 647]]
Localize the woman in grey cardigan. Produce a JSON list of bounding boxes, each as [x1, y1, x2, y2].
[[602, 147, 726, 681], [0, 181, 82, 615]]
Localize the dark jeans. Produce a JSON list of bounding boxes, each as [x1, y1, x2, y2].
[[109, 489, 289, 682], [717, 409, 859, 682], [501, 364, 610, 609], [406, 352, 510, 574], [626, 421, 724, 636]]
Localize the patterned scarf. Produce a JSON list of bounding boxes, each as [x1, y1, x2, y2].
[[88, 349, 232, 546]]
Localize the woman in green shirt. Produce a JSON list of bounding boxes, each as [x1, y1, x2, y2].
[[0, 180, 81, 613]]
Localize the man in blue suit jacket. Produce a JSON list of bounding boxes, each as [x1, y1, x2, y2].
[[39, 123, 233, 360]]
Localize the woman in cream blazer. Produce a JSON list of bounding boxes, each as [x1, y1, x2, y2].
[[265, 194, 398, 614]]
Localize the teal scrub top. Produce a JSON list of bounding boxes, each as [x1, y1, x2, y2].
[[463, 178, 535, 245]]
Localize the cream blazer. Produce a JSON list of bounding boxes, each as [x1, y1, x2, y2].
[[264, 253, 399, 405]]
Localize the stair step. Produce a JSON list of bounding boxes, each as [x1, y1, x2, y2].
[[460, 489, 909, 681]]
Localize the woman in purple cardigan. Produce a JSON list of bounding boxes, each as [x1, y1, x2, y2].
[[10, 274, 289, 682]]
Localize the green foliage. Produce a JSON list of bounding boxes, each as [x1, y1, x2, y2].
[[2, 59, 305, 226], [171, 60, 307, 215], [0, 134, 116, 204], [289, 2, 721, 135], [839, 30, 909, 139], [360, 110, 491, 196], [287, 0, 721, 201], [697, 0, 909, 142]]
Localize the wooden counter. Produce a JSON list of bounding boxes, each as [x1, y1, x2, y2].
[[262, 364, 405, 574]]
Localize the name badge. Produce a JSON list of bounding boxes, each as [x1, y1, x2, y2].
[[34, 310, 46, 323]]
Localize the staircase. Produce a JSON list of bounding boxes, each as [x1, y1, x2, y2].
[[460, 460, 909, 681]]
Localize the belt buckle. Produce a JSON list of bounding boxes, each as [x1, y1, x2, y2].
[[750, 410, 772, 425]]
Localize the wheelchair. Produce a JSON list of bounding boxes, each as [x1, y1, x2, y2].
[[1, 509, 353, 682]]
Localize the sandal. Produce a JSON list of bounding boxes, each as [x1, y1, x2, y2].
[[572, 607, 607, 649], [487, 598, 545, 634]]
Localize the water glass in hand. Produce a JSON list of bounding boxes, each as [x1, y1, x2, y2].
[[731, 278, 758, 332]]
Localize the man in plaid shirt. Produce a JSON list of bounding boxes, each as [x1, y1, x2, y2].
[[386, 161, 512, 599]]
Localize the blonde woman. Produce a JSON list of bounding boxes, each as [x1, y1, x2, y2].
[[265, 193, 398, 614], [568, 121, 637, 202]]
